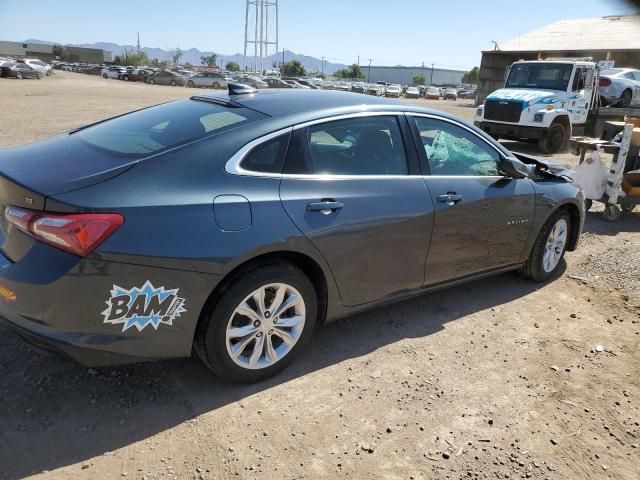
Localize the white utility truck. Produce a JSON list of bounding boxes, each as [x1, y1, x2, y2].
[[474, 59, 598, 153]]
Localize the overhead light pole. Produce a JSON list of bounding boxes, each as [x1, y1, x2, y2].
[[368, 58, 372, 82]]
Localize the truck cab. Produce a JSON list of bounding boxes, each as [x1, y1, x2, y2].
[[474, 60, 598, 153]]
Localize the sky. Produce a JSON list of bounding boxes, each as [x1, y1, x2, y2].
[[0, 0, 634, 69]]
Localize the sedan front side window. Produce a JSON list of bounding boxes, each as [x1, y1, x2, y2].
[[413, 117, 500, 176]]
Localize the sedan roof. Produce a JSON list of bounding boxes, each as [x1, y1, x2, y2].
[[196, 89, 407, 117]]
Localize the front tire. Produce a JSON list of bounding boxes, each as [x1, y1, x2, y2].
[[519, 210, 570, 282], [213, 81, 221, 89], [171, 80, 176, 86], [621, 89, 632, 108], [538, 122, 568, 154], [196, 262, 317, 383], [187, 80, 195, 88]]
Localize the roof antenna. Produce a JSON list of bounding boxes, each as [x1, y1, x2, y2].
[[228, 82, 258, 95]]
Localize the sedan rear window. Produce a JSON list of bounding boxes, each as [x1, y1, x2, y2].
[[74, 99, 265, 158]]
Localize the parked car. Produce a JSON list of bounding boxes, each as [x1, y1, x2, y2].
[[19, 59, 52, 76], [282, 77, 318, 89], [334, 82, 351, 91], [425, 87, 441, 100], [84, 66, 104, 76], [459, 89, 477, 99], [405, 86, 421, 98], [101, 66, 125, 79], [443, 88, 458, 100], [321, 81, 336, 90], [599, 68, 640, 107], [351, 82, 366, 94], [0, 89, 584, 383], [233, 75, 269, 89], [385, 84, 402, 98], [187, 72, 232, 89], [283, 79, 309, 89], [264, 78, 294, 88], [365, 83, 382, 96], [147, 70, 187, 87], [1, 62, 42, 79], [121, 69, 152, 82]]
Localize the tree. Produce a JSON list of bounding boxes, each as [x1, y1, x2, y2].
[[462, 67, 480, 85], [200, 54, 217, 67], [280, 60, 306, 77], [172, 47, 183, 65], [347, 64, 364, 79], [412, 75, 426, 85], [52, 44, 65, 60], [226, 61, 240, 72]]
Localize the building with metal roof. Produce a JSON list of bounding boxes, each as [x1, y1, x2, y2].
[[477, 14, 640, 103]]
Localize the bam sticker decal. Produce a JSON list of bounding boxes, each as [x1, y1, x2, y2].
[[102, 281, 187, 332]]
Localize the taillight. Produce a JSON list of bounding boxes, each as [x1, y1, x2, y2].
[[5, 206, 124, 257], [599, 78, 611, 87]]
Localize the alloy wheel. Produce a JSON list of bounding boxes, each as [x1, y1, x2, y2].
[[543, 218, 567, 273], [225, 283, 306, 370]]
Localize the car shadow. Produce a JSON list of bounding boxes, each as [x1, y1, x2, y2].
[[0, 272, 542, 479]]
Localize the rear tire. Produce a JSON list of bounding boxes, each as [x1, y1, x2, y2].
[[16, 72, 22, 79], [196, 262, 317, 383], [171, 80, 176, 86], [102, 73, 108, 79], [187, 80, 195, 88], [149, 79, 155, 85], [621, 89, 632, 108], [539, 122, 567, 154], [518, 210, 571, 282], [213, 81, 221, 89]]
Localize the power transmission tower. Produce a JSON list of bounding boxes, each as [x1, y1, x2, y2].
[[244, 0, 279, 73]]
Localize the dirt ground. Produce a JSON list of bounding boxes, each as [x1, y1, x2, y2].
[[0, 72, 638, 480]]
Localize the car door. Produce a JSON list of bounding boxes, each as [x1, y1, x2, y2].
[[408, 114, 536, 285], [280, 113, 435, 306]]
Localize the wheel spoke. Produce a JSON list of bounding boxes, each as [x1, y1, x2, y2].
[[274, 315, 304, 328], [264, 335, 278, 363], [252, 289, 266, 317], [230, 333, 258, 360], [268, 285, 286, 315], [248, 335, 265, 368], [273, 327, 296, 346], [228, 325, 259, 339], [235, 302, 261, 322], [273, 293, 301, 318]]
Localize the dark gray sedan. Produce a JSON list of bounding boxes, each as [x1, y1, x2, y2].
[[0, 87, 583, 383], [146, 70, 186, 86]]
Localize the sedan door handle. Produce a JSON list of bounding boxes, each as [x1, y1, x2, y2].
[[307, 200, 344, 214], [436, 193, 463, 205]]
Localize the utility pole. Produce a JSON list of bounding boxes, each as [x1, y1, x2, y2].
[[136, 32, 141, 53], [367, 58, 372, 82], [430, 63, 435, 85], [321, 56, 325, 75]]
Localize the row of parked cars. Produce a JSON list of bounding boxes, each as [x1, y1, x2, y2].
[[0, 57, 53, 79]]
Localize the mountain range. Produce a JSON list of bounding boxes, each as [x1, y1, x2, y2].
[[23, 39, 348, 73]]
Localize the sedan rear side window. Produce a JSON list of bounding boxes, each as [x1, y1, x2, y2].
[[75, 99, 265, 158], [307, 116, 408, 175], [413, 117, 500, 176]]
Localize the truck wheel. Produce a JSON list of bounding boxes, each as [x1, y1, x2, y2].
[[538, 123, 567, 154], [602, 204, 621, 222]]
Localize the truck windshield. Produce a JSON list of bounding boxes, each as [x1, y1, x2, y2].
[[505, 63, 573, 91]]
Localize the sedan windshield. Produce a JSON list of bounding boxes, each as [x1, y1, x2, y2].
[[505, 63, 573, 91]]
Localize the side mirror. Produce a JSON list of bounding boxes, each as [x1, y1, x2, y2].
[[499, 156, 530, 179]]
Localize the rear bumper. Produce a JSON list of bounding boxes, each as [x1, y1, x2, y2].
[[0, 245, 220, 367], [474, 121, 546, 140]]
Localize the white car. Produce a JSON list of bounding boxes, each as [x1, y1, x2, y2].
[[21, 59, 51, 76], [101, 66, 125, 79], [384, 84, 402, 98], [599, 68, 640, 107], [405, 86, 421, 98]]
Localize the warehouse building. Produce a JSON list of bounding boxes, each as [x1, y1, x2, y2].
[[363, 65, 465, 86], [0, 41, 112, 63], [477, 14, 640, 103]]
